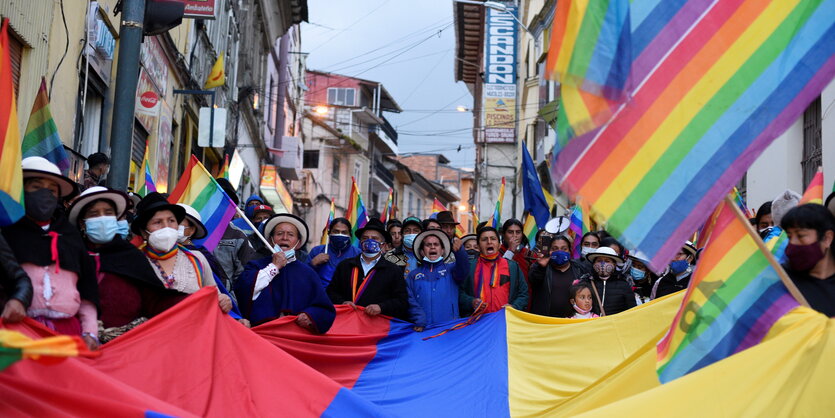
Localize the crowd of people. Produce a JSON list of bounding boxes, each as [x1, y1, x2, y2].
[[1, 155, 834, 350]]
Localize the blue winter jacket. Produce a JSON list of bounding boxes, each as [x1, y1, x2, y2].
[[406, 245, 470, 328], [307, 243, 361, 288]]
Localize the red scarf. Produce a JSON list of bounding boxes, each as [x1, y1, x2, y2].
[[474, 252, 510, 313]]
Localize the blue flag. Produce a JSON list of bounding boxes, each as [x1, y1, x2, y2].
[[521, 142, 550, 228]]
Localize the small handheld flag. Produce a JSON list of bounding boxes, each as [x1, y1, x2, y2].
[[345, 177, 368, 244], [380, 189, 393, 223], [204, 53, 225, 89], [322, 198, 335, 247], [136, 142, 157, 197], [799, 168, 824, 205], [487, 177, 506, 229], [22, 78, 69, 172]]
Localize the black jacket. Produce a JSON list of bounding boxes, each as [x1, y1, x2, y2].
[[0, 233, 33, 307], [584, 273, 636, 316], [529, 260, 590, 317], [327, 255, 409, 320], [653, 271, 691, 299]]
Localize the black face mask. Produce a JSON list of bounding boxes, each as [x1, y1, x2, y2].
[[466, 249, 479, 261], [24, 188, 58, 222]]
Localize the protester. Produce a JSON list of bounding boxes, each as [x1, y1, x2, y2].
[[0, 234, 32, 323], [132, 192, 232, 314], [231, 194, 265, 234], [69, 187, 187, 342], [579, 231, 601, 258], [459, 226, 528, 316], [627, 251, 657, 304], [568, 281, 599, 319], [755, 201, 774, 238], [499, 218, 531, 279], [781, 204, 835, 317], [435, 211, 458, 239], [385, 216, 422, 276], [81, 152, 109, 191], [405, 230, 469, 331], [423, 218, 442, 231], [387, 219, 403, 250], [235, 214, 336, 331], [214, 178, 256, 293], [600, 236, 625, 258], [327, 218, 409, 319], [651, 242, 697, 299], [461, 234, 478, 261], [529, 235, 591, 317], [3, 157, 99, 349], [583, 247, 636, 316], [308, 218, 361, 287]]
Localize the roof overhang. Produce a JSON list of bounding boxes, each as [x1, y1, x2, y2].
[[453, 1, 486, 84]]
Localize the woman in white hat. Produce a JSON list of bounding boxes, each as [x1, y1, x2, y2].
[[68, 187, 188, 343], [584, 246, 636, 316], [405, 229, 470, 331], [2, 157, 99, 349]]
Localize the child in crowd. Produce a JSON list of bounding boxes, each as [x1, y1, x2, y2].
[[569, 281, 599, 319]]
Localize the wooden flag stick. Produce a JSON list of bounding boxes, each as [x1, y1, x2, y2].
[[235, 206, 277, 254], [723, 195, 809, 307]]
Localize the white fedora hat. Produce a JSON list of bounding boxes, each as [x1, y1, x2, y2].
[[177, 203, 208, 240], [21, 156, 77, 197], [67, 186, 129, 226], [263, 213, 309, 249]]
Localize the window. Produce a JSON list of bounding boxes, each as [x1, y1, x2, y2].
[[802, 96, 822, 188], [7, 29, 22, 98], [332, 156, 341, 179], [408, 192, 414, 215], [353, 161, 362, 185], [327, 88, 356, 106], [303, 150, 320, 169]]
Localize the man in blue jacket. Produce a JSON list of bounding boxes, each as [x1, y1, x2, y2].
[[406, 230, 469, 331]]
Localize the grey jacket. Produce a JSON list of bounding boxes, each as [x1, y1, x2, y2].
[[212, 223, 255, 300]]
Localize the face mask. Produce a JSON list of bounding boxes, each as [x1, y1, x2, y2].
[[403, 234, 417, 249], [147, 227, 179, 252], [284, 248, 297, 263], [330, 234, 351, 251], [550, 250, 571, 266], [116, 219, 130, 239], [581, 246, 594, 257], [758, 226, 773, 240], [785, 242, 825, 272], [84, 216, 119, 244], [630, 267, 646, 281], [176, 225, 188, 244], [361, 239, 381, 257], [572, 303, 592, 315], [24, 189, 57, 222], [593, 261, 614, 278], [670, 260, 690, 275], [466, 249, 480, 261], [422, 255, 442, 263]]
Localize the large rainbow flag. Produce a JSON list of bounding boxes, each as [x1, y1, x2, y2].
[[168, 155, 237, 251], [550, 0, 835, 271], [799, 168, 824, 204], [135, 142, 156, 197], [487, 177, 506, 229], [656, 196, 802, 383], [21, 78, 69, 173], [345, 177, 368, 244], [0, 20, 23, 227]]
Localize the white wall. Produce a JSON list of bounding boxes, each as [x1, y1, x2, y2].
[[822, 79, 835, 196]]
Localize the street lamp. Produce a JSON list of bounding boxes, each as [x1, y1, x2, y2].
[[313, 105, 329, 115]]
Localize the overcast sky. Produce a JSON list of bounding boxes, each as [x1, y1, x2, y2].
[[302, 0, 476, 168]]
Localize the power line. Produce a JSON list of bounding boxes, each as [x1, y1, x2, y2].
[[307, 0, 393, 54]]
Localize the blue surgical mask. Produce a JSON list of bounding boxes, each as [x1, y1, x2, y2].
[[361, 239, 381, 257], [422, 255, 441, 263], [670, 260, 690, 275], [116, 219, 130, 239], [84, 216, 119, 244], [403, 233, 417, 249], [330, 234, 351, 251], [630, 267, 646, 281], [273, 244, 296, 263], [550, 250, 571, 266]]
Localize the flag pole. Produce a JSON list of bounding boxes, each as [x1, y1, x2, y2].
[[723, 195, 809, 307], [234, 206, 277, 254]]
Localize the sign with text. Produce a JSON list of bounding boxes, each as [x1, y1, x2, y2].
[[482, 3, 518, 143], [182, 0, 216, 19]]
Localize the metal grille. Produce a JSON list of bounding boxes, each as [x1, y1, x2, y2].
[[802, 96, 822, 189]]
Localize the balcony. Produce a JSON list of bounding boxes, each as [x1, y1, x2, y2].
[[374, 161, 394, 188]]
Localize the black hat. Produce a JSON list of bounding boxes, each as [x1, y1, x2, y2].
[[435, 211, 459, 225], [402, 216, 422, 231], [355, 218, 391, 243], [131, 192, 186, 235], [215, 178, 240, 206], [87, 152, 110, 168], [386, 219, 402, 230]]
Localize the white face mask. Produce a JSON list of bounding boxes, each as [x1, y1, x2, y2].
[[147, 227, 180, 252], [176, 225, 189, 244], [581, 246, 594, 256]]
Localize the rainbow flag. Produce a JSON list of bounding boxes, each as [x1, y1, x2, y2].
[[21, 78, 69, 172], [168, 155, 237, 251], [219, 154, 230, 180], [656, 197, 800, 383], [487, 177, 506, 229], [568, 200, 591, 257], [136, 142, 156, 197], [799, 168, 824, 204], [0, 20, 23, 227], [380, 188, 393, 223], [321, 198, 335, 246], [345, 177, 368, 244], [431, 198, 447, 215], [551, 0, 835, 271], [731, 187, 754, 218], [0, 329, 99, 371], [522, 212, 538, 247], [765, 227, 789, 264]]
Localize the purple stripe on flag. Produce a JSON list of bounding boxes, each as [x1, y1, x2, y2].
[[734, 293, 798, 355]]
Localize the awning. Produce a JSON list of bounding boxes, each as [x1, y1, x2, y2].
[[259, 164, 293, 213]]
